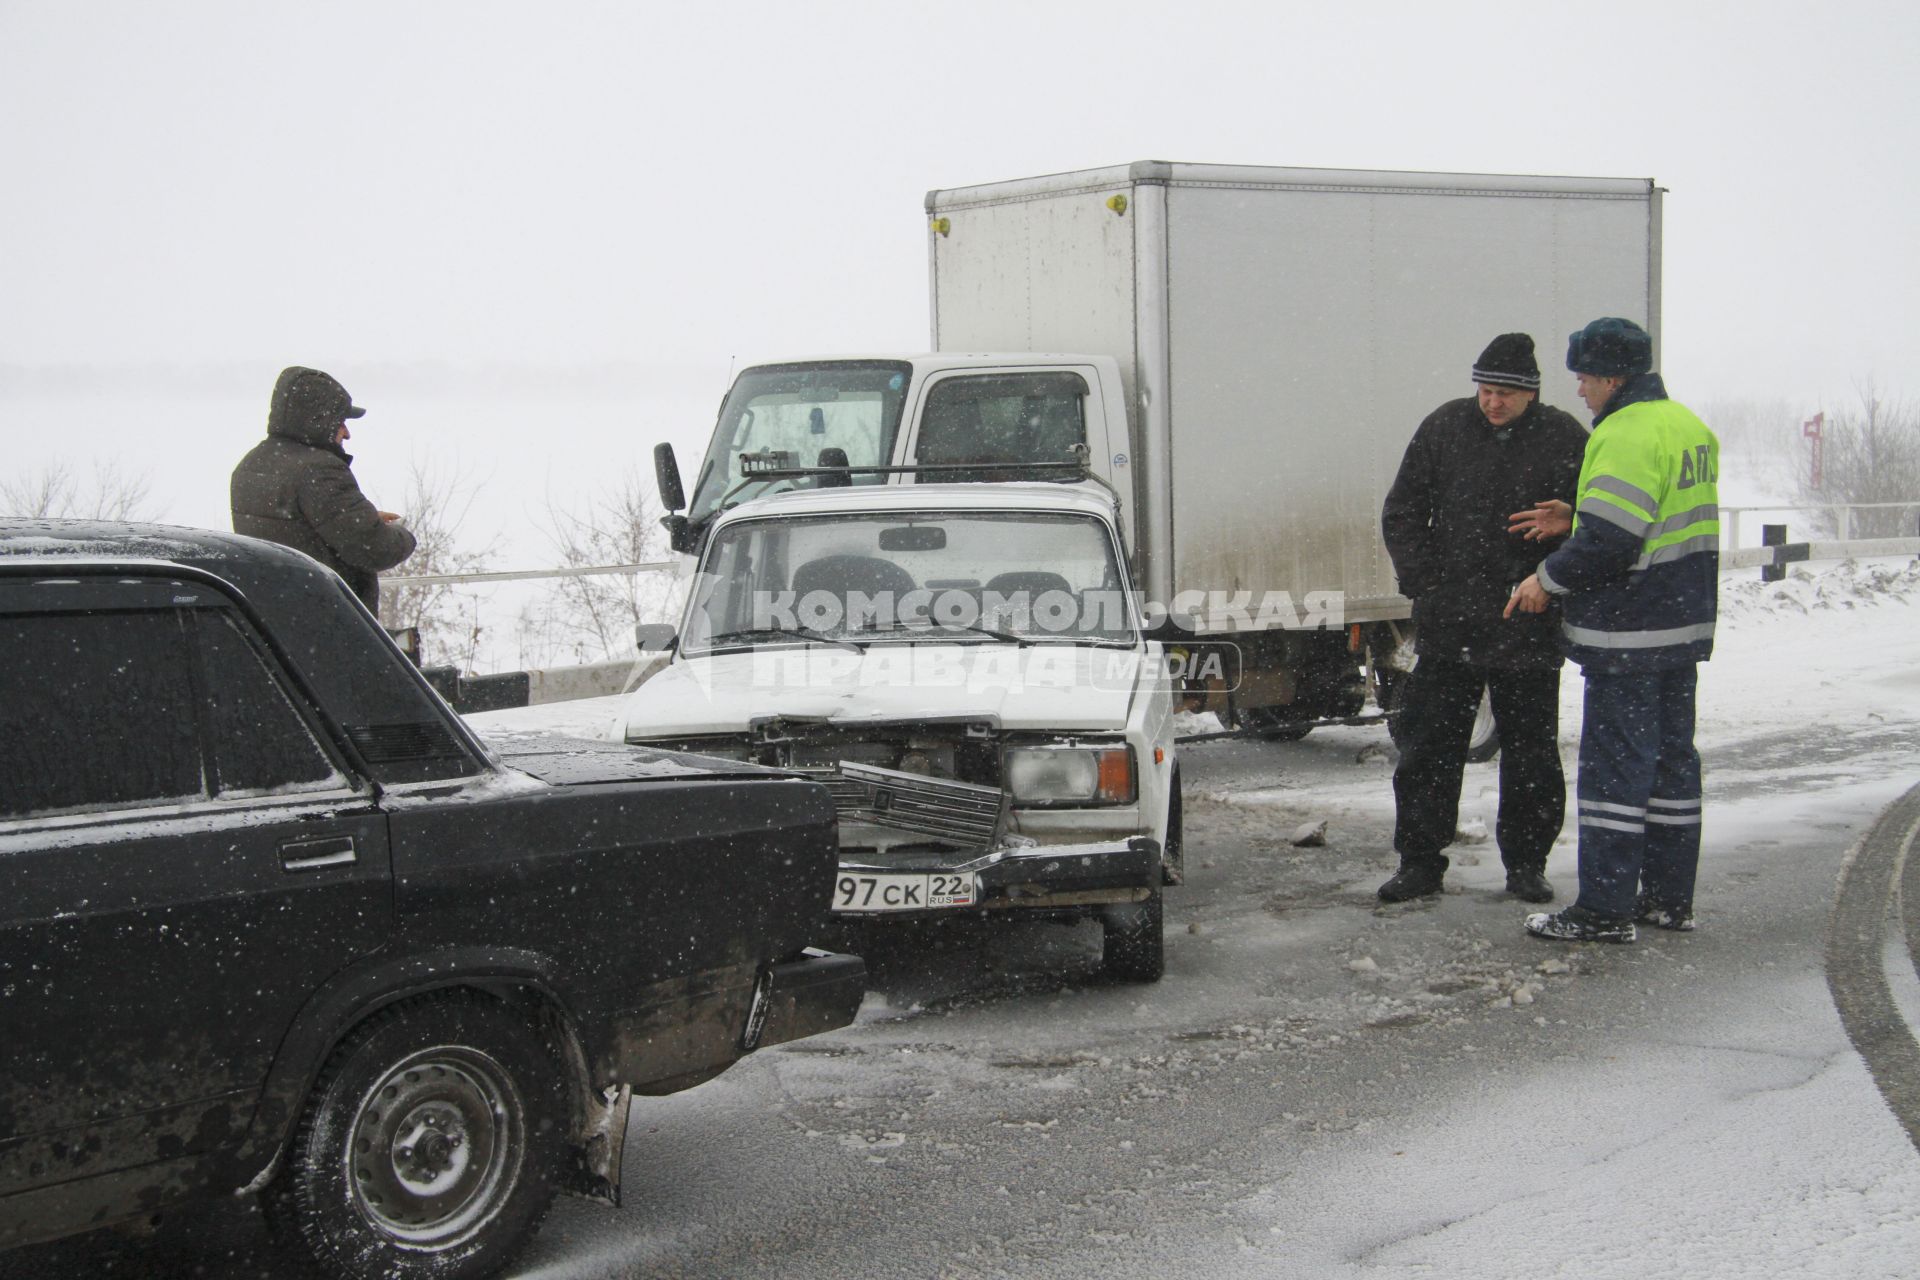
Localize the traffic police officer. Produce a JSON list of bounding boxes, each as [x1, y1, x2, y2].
[[1505, 317, 1720, 943]]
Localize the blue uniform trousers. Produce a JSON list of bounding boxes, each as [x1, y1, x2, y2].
[[1573, 666, 1702, 920]]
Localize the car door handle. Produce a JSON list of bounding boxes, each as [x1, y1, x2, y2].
[[280, 835, 358, 872]]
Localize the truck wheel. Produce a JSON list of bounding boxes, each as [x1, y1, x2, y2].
[[265, 991, 565, 1280], [1161, 766, 1184, 886], [1465, 691, 1501, 763], [1101, 890, 1165, 983], [1239, 706, 1312, 742]]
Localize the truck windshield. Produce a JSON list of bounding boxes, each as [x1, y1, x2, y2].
[[687, 360, 914, 523], [683, 510, 1137, 652]]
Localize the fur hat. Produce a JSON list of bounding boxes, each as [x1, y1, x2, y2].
[[1471, 333, 1540, 390], [1565, 318, 1653, 377]]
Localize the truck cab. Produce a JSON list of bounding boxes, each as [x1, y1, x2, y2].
[[671, 354, 1136, 568]]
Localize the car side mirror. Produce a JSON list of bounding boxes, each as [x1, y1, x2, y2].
[[634, 623, 677, 653], [654, 442, 686, 512]]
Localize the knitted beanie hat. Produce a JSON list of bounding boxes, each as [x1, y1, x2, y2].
[[1471, 333, 1540, 390]]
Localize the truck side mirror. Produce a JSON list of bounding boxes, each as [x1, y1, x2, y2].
[[654, 442, 686, 512], [817, 447, 852, 487]]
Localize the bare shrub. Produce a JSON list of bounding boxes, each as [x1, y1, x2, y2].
[[377, 456, 496, 671], [532, 466, 678, 665], [1793, 383, 1920, 538], [2, 459, 164, 521]]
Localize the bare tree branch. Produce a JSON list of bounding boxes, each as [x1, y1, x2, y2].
[[531, 465, 676, 665], [377, 454, 496, 671], [1, 459, 164, 520], [1794, 380, 1920, 538]]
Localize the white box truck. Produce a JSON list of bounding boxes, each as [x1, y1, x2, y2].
[[656, 160, 1661, 734]]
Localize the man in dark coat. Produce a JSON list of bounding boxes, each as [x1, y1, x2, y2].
[[231, 367, 416, 614], [1377, 333, 1588, 903]]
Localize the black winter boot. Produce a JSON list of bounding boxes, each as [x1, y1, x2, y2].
[[1504, 868, 1555, 903], [1377, 862, 1445, 902]]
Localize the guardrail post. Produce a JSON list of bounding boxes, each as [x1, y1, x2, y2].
[[1835, 505, 1851, 541], [1762, 524, 1787, 583], [1725, 507, 1741, 550]]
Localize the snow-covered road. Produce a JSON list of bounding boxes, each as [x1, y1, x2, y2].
[[7, 559, 1916, 1278]]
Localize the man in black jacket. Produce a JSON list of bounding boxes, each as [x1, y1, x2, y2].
[[1377, 334, 1588, 903], [231, 367, 416, 614]]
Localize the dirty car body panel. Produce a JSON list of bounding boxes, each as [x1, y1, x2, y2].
[[0, 519, 863, 1261]]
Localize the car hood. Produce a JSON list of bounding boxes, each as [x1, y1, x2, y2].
[[484, 733, 787, 784], [617, 644, 1146, 739]]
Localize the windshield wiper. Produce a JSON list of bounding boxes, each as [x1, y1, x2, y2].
[[705, 626, 862, 653], [875, 621, 1034, 647]]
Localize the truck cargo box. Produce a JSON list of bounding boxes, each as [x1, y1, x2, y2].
[[926, 161, 1661, 628]]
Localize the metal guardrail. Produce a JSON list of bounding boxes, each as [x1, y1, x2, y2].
[[386, 559, 677, 588], [1722, 502, 1920, 548], [1722, 537, 1920, 573]]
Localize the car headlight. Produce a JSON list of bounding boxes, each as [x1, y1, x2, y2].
[[1004, 745, 1135, 806]]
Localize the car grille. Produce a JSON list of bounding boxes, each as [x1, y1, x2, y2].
[[812, 761, 1003, 847]]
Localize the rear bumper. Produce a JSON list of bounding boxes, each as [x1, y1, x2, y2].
[[747, 948, 866, 1050]]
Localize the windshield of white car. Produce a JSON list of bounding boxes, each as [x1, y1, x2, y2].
[[686, 360, 914, 523], [680, 510, 1138, 653]]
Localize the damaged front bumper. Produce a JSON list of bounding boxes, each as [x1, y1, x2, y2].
[[835, 836, 1160, 917]]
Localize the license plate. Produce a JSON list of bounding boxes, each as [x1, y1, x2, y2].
[[832, 872, 978, 913]]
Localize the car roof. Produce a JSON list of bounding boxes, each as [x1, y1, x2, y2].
[[733, 352, 1110, 373], [712, 481, 1120, 525], [0, 517, 323, 581]]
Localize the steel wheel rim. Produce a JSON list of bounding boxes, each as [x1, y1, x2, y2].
[[343, 1044, 526, 1248]]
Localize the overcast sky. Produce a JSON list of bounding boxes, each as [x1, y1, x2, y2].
[[3, 0, 1915, 536]]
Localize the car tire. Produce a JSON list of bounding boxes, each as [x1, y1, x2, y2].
[[264, 991, 566, 1280], [1101, 889, 1165, 983]]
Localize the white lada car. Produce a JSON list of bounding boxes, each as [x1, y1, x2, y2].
[[608, 482, 1179, 981]]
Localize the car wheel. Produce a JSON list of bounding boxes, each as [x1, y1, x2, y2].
[[1101, 889, 1165, 983], [1161, 765, 1184, 886], [265, 991, 565, 1280]]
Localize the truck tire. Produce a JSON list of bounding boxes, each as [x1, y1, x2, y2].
[[1239, 706, 1312, 742], [265, 991, 566, 1280], [1101, 890, 1165, 983], [1466, 691, 1501, 763]]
